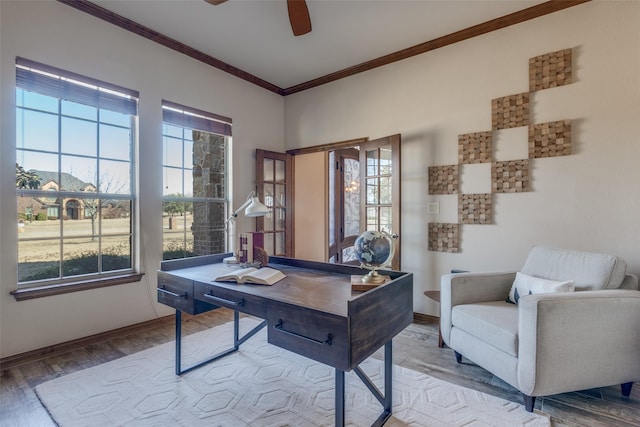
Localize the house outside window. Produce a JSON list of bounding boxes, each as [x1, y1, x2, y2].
[[161, 100, 231, 260], [15, 58, 138, 288]]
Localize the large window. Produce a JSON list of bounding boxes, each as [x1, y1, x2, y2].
[[15, 58, 138, 288], [162, 101, 231, 260]]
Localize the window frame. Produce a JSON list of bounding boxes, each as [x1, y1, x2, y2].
[[161, 100, 232, 261], [13, 58, 141, 300]]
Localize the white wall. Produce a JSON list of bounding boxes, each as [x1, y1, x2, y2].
[[293, 152, 327, 262], [284, 1, 640, 316], [0, 0, 285, 358]]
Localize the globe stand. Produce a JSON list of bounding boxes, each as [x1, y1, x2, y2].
[[361, 269, 386, 284]]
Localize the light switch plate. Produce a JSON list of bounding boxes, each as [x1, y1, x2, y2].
[[427, 202, 440, 214]]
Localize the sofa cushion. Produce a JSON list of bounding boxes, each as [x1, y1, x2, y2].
[[507, 272, 575, 304], [451, 301, 519, 356], [521, 245, 627, 290]]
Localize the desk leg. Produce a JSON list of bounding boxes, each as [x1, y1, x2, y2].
[[335, 369, 345, 427], [174, 309, 266, 376], [175, 310, 183, 376]]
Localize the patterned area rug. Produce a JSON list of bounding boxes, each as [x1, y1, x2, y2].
[[36, 319, 550, 426]]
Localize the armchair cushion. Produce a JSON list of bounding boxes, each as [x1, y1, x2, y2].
[[521, 245, 628, 290], [452, 301, 518, 356], [507, 271, 575, 304]]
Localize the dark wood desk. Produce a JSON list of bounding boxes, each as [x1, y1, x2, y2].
[[157, 254, 413, 427]]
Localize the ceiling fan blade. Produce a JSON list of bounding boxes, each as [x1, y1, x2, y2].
[[287, 0, 312, 36], [205, 0, 228, 5]]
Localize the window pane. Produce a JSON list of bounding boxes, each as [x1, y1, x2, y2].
[[103, 234, 132, 272], [62, 100, 96, 121], [163, 123, 183, 138], [99, 159, 130, 194], [163, 136, 183, 168], [367, 207, 378, 229], [163, 167, 183, 196], [100, 109, 130, 127], [380, 207, 392, 233], [63, 237, 98, 276], [17, 109, 58, 152], [183, 169, 193, 197], [17, 150, 59, 176], [100, 124, 130, 161], [62, 117, 97, 157], [61, 155, 97, 190], [17, 89, 58, 113]]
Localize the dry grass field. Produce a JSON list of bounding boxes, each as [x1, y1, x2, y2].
[[17, 216, 192, 280]]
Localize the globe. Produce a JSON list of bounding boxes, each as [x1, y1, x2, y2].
[[354, 230, 396, 284]]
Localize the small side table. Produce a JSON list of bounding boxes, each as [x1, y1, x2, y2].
[[424, 290, 443, 348]]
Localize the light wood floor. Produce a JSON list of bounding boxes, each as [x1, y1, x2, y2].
[[1, 309, 638, 426]]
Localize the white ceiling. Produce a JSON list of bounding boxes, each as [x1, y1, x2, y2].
[[89, 0, 545, 90]]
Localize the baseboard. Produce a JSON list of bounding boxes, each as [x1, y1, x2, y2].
[[0, 314, 175, 371], [413, 312, 439, 324]]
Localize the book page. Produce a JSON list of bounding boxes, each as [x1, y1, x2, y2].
[[242, 267, 286, 285], [214, 267, 258, 282]]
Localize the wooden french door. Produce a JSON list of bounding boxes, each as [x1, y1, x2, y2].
[[359, 134, 401, 270], [255, 149, 293, 257], [328, 148, 360, 265]]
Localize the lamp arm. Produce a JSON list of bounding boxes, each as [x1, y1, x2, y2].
[[225, 191, 256, 224]]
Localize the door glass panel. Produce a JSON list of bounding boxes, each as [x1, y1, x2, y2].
[[380, 176, 392, 204], [328, 151, 335, 246], [367, 207, 377, 230], [343, 158, 360, 237], [264, 232, 274, 255], [366, 150, 378, 176], [263, 158, 274, 181], [275, 184, 286, 208], [275, 159, 285, 183], [380, 206, 392, 232], [342, 246, 356, 263], [380, 146, 392, 175], [275, 232, 285, 255], [275, 208, 286, 230], [366, 178, 378, 204]]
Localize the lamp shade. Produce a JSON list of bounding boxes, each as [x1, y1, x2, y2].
[[244, 195, 269, 217]]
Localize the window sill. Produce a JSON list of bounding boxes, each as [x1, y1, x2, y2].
[[10, 273, 145, 301]]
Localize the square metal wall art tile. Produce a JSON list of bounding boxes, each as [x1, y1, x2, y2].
[[492, 159, 529, 193], [458, 131, 492, 164], [459, 193, 492, 224], [428, 222, 460, 253]]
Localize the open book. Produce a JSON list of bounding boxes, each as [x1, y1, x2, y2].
[[214, 267, 286, 286]]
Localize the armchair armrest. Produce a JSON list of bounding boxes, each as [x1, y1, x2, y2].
[[517, 289, 640, 397], [440, 271, 516, 345]]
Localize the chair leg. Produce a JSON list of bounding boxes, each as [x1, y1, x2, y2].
[[621, 382, 634, 397], [523, 394, 536, 412], [454, 351, 462, 363]]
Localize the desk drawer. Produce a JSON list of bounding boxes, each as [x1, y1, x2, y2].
[[193, 283, 268, 318], [266, 301, 350, 371], [157, 271, 215, 314]]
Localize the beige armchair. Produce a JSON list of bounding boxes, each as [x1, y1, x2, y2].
[[440, 245, 640, 412]]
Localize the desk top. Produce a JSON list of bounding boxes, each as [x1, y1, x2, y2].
[[159, 254, 414, 370]]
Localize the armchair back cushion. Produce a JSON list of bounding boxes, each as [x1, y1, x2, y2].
[[520, 245, 628, 290]]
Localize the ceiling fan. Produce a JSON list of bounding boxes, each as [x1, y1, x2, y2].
[[205, 0, 312, 37]]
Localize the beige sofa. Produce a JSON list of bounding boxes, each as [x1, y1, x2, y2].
[[440, 245, 640, 411]]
